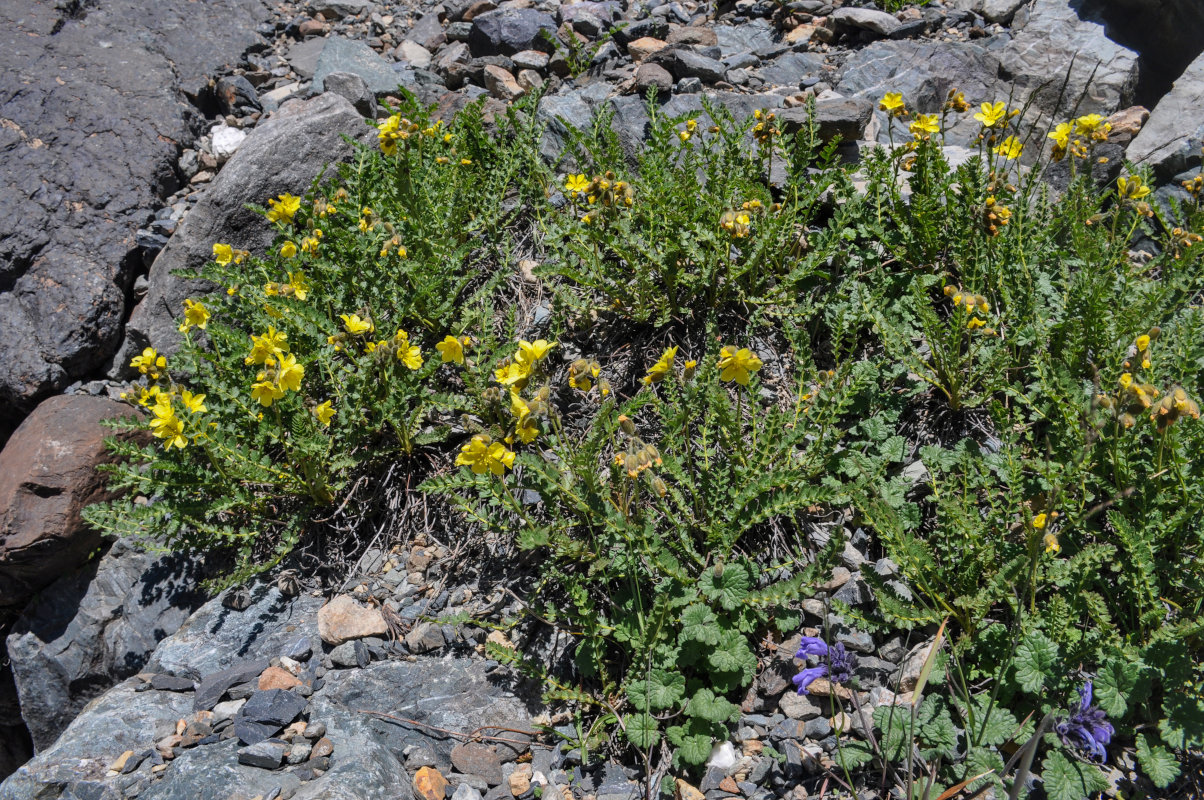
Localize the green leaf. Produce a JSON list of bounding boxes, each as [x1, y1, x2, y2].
[[1014, 631, 1059, 694], [680, 604, 720, 645], [627, 669, 685, 712], [964, 747, 1005, 793], [1041, 750, 1109, 800], [625, 713, 660, 749], [685, 688, 739, 724], [873, 704, 911, 762], [965, 695, 1020, 747], [916, 696, 958, 760], [667, 725, 713, 766], [1093, 659, 1139, 719], [1135, 734, 1180, 789], [699, 564, 751, 611], [834, 740, 873, 771]]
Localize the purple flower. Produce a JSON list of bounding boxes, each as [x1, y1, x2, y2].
[[1056, 681, 1114, 762], [792, 636, 858, 695]]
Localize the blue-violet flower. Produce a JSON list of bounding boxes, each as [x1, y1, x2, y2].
[[792, 636, 856, 695], [1055, 681, 1114, 761]]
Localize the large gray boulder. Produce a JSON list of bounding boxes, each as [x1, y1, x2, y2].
[[468, 8, 557, 57], [119, 93, 375, 364], [999, 0, 1140, 119], [835, 40, 1006, 146], [311, 36, 406, 96], [7, 539, 207, 751], [0, 0, 270, 427], [1127, 50, 1204, 178]]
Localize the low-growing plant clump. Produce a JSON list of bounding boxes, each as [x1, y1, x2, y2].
[[85, 86, 1204, 799]]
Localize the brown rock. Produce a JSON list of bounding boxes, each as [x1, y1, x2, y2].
[[626, 36, 667, 62], [299, 19, 326, 37], [483, 64, 524, 102], [259, 665, 302, 691], [675, 779, 705, 800], [634, 63, 673, 95], [311, 736, 334, 759], [317, 594, 388, 645], [109, 750, 135, 772], [450, 742, 504, 785], [516, 69, 543, 92], [508, 763, 532, 796], [462, 0, 498, 21], [0, 394, 143, 608], [414, 766, 450, 800], [1107, 105, 1149, 137], [785, 24, 815, 45], [804, 678, 853, 700], [718, 777, 738, 794], [666, 26, 717, 47]]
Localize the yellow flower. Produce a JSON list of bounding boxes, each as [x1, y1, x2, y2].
[[1136, 334, 1151, 352], [495, 361, 529, 387], [130, 347, 167, 377], [394, 330, 423, 370], [565, 174, 589, 194], [1119, 372, 1133, 390], [717, 346, 763, 385], [378, 114, 403, 155], [251, 379, 284, 407], [300, 234, 321, 255], [973, 101, 1007, 128], [276, 353, 304, 393], [179, 390, 207, 414], [1032, 512, 1047, 530], [1047, 122, 1073, 149], [280, 241, 298, 258], [1118, 175, 1150, 201], [340, 314, 374, 335], [1043, 533, 1061, 555], [178, 299, 210, 333], [643, 346, 678, 385], [266, 194, 302, 224], [212, 243, 234, 265], [1074, 114, 1107, 135], [455, 434, 516, 476], [287, 272, 310, 301], [909, 114, 940, 138], [993, 136, 1023, 160], [517, 339, 555, 367], [878, 92, 905, 115], [150, 411, 187, 450], [245, 327, 289, 365], [436, 334, 466, 365], [679, 130, 691, 143], [314, 400, 335, 427]]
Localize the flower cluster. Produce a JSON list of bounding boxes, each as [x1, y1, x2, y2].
[[245, 327, 304, 407], [569, 357, 605, 392], [266, 194, 302, 225], [494, 339, 556, 390], [613, 414, 666, 495], [752, 109, 778, 146], [1056, 681, 1114, 761], [212, 243, 249, 266], [378, 114, 420, 156], [130, 347, 167, 379], [943, 284, 994, 334], [793, 636, 857, 695], [981, 195, 1012, 236], [264, 271, 310, 301], [436, 335, 471, 366], [1048, 114, 1112, 161], [567, 172, 635, 224], [455, 434, 516, 476], [643, 346, 677, 385]]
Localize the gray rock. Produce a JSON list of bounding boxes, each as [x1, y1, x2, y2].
[[7, 538, 207, 751], [611, 17, 670, 47], [238, 739, 287, 769], [634, 63, 674, 95], [0, 0, 271, 423], [318, 0, 373, 18], [836, 40, 1005, 146], [312, 36, 404, 96], [288, 37, 327, 79], [831, 574, 871, 606], [450, 742, 503, 785], [215, 75, 262, 115], [777, 97, 874, 143], [404, 622, 446, 654], [320, 72, 376, 117], [121, 93, 373, 361], [395, 40, 434, 69], [242, 690, 308, 728], [148, 674, 196, 693], [453, 784, 484, 800], [561, 1, 622, 37], [1128, 49, 1204, 178], [830, 7, 902, 37], [756, 51, 825, 87], [468, 8, 557, 57], [714, 19, 776, 59], [666, 49, 728, 84], [778, 692, 822, 720], [407, 13, 448, 51], [194, 660, 271, 713], [1000, 0, 1139, 119]]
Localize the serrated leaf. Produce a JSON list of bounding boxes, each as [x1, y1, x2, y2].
[[625, 713, 660, 749], [685, 688, 739, 724], [1093, 659, 1139, 719], [627, 669, 685, 712], [834, 740, 874, 771], [680, 604, 720, 646], [1041, 750, 1109, 800], [1014, 631, 1059, 694], [699, 564, 751, 611], [873, 704, 911, 762], [1135, 734, 1180, 789], [964, 747, 1004, 793], [966, 695, 1020, 747], [667, 725, 713, 766]]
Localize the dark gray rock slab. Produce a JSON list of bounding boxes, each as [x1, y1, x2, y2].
[[831, 7, 902, 38], [1128, 49, 1204, 178], [756, 51, 825, 88], [0, 0, 271, 424], [194, 659, 271, 712], [468, 8, 556, 57], [7, 538, 206, 750], [237, 739, 287, 769], [312, 36, 404, 95], [999, 0, 1139, 119], [714, 19, 776, 59], [119, 93, 374, 363], [241, 689, 307, 728], [777, 97, 874, 143]]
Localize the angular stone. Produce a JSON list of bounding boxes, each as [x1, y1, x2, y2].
[[468, 8, 556, 57], [0, 395, 143, 607], [235, 717, 284, 745], [777, 97, 873, 143], [1128, 50, 1204, 178], [242, 689, 308, 728], [318, 594, 389, 645], [627, 36, 667, 62], [512, 49, 550, 71], [407, 12, 448, 51], [666, 26, 717, 47], [194, 660, 271, 712], [634, 63, 673, 95], [404, 622, 446, 654], [483, 64, 525, 101], [451, 742, 503, 785], [312, 36, 404, 95], [259, 666, 302, 691], [320, 71, 377, 117], [414, 766, 450, 800], [830, 7, 901, 38], [149, 674, 196, 693], [396, 40, 434, 69], [238, 739, 287, 769], [779, 691, 822, 720]]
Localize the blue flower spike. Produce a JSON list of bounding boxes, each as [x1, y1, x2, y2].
[[792, 636, 857, 695], [1056, 680, 1115, 761]]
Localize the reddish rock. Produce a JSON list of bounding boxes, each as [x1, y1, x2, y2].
[[413, 766, 449, 800], [258, 666, 302, 691], [317, 594, 388, 645], [0, 394, 143, 608]]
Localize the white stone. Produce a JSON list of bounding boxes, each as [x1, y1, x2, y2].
[[706, 741, 738, 770], [210, 126, 247, 161]]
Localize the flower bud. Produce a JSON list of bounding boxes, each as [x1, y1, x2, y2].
[[618, 414, 636, 436]]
